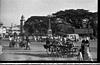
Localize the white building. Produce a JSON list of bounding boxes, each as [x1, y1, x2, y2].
[[0, 25, 20, 38], [11, 25, 20, 35], [0, 26, 7, 38]]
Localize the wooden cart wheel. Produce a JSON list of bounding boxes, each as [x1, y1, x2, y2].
[[46, 48, 51, 55], [46, 46, 54, 56], [56, 46, 64, 57]]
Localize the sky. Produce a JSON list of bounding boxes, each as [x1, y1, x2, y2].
[[0, 0, 98, 26]]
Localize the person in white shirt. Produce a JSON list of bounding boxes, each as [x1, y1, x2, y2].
[[9, 36, 14, 47], [9, 36, 12, 41]]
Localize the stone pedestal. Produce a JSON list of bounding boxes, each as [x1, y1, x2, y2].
[[47, 29, 52, 37]]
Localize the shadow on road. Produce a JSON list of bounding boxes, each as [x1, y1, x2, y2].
[[14, 53, 57, 58], [13, 52, 76, 58]]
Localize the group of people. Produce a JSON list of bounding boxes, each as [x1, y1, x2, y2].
[[8, 35, 93, 61], [45, 36, 93, 61], [44, 36, 75, 55], [46, 36, 74, 46], [9, 35, 30, 50], [33, 36, 43, 42], [79, 36, 93, 61]]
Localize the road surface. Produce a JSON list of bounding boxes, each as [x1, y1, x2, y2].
[[0, 39, 97, 61]]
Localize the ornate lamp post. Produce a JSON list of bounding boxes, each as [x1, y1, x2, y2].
[[10, 23, 13, 35], [20, 15, 25, 39], [47, 15, 52, 37]]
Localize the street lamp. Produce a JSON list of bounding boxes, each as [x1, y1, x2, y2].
[[47, 15, 53, 37], [39, 21, 42, 36], [20, 15, 25, 39], [20, 15, 25, 34]]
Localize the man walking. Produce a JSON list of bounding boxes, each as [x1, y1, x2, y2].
[[79, 36, 93, 61], [25, 36, 30, 50]]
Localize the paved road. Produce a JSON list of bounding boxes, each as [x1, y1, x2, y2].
[[0, 40, 97, 61]]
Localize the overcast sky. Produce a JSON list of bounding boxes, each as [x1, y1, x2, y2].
[[0, 0, 97, 26]]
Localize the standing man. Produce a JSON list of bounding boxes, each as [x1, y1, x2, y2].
[[45, 37, 51, 52], [79, 38, 85, 60], [84, 37, 93, 61], [46, 37, 50, 45], [25, 36, 30, 50], [9, 35, 14, 47], [79, 36, 92, 61]]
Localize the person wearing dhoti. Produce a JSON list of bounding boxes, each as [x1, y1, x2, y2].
[[80, 37, 93, 61], [83, 37, 93, 61]]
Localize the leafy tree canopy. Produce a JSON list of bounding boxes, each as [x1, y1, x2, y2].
[[24, 9, 97, 36]]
